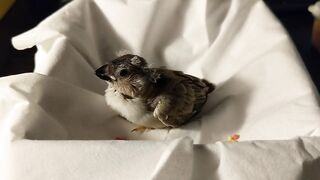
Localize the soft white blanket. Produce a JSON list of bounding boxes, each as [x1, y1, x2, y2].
[[1, 0, 319, 179]]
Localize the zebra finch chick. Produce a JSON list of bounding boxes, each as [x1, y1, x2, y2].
[[95, 54, 214, 131]]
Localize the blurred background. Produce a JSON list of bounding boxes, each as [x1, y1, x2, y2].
[[0, 0, 319, 91]]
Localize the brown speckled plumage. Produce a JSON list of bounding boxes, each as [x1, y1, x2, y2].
[[95, 54, 214, 129]]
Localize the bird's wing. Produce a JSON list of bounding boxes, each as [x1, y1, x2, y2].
[[150, 69, 214, 127]]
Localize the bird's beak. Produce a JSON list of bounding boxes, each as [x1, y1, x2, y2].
[[95, 64, 112, 81]]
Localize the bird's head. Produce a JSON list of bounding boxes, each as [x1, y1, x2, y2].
[[95, 54, 153, 97]]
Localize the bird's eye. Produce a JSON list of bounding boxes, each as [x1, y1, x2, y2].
[[119, 69, 129, 77]]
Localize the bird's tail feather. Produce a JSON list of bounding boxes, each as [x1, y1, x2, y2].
[[202, 79, 215, 93]]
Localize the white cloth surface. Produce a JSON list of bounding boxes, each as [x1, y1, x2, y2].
[[1, 0, 320, 179]]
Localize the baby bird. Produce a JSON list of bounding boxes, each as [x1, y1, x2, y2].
[[95, 54, 214, 131]]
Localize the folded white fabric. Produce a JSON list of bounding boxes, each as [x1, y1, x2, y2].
[[1, 0, 319, 179]]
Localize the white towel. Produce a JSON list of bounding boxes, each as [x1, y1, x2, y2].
[[0, 0, 319, 179]]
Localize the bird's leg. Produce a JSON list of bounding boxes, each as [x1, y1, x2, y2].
[[131, 126, 155, 133]]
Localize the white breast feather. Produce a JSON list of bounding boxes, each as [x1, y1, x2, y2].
[[105, 87, 165, 128]]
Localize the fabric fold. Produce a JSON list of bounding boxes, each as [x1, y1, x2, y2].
[[2, 0, 320, 179]]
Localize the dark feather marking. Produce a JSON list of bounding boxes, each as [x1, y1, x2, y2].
[[121, 93, 134, 100]]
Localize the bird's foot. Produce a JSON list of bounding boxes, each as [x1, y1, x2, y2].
[[131, 126, 154, 133]]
